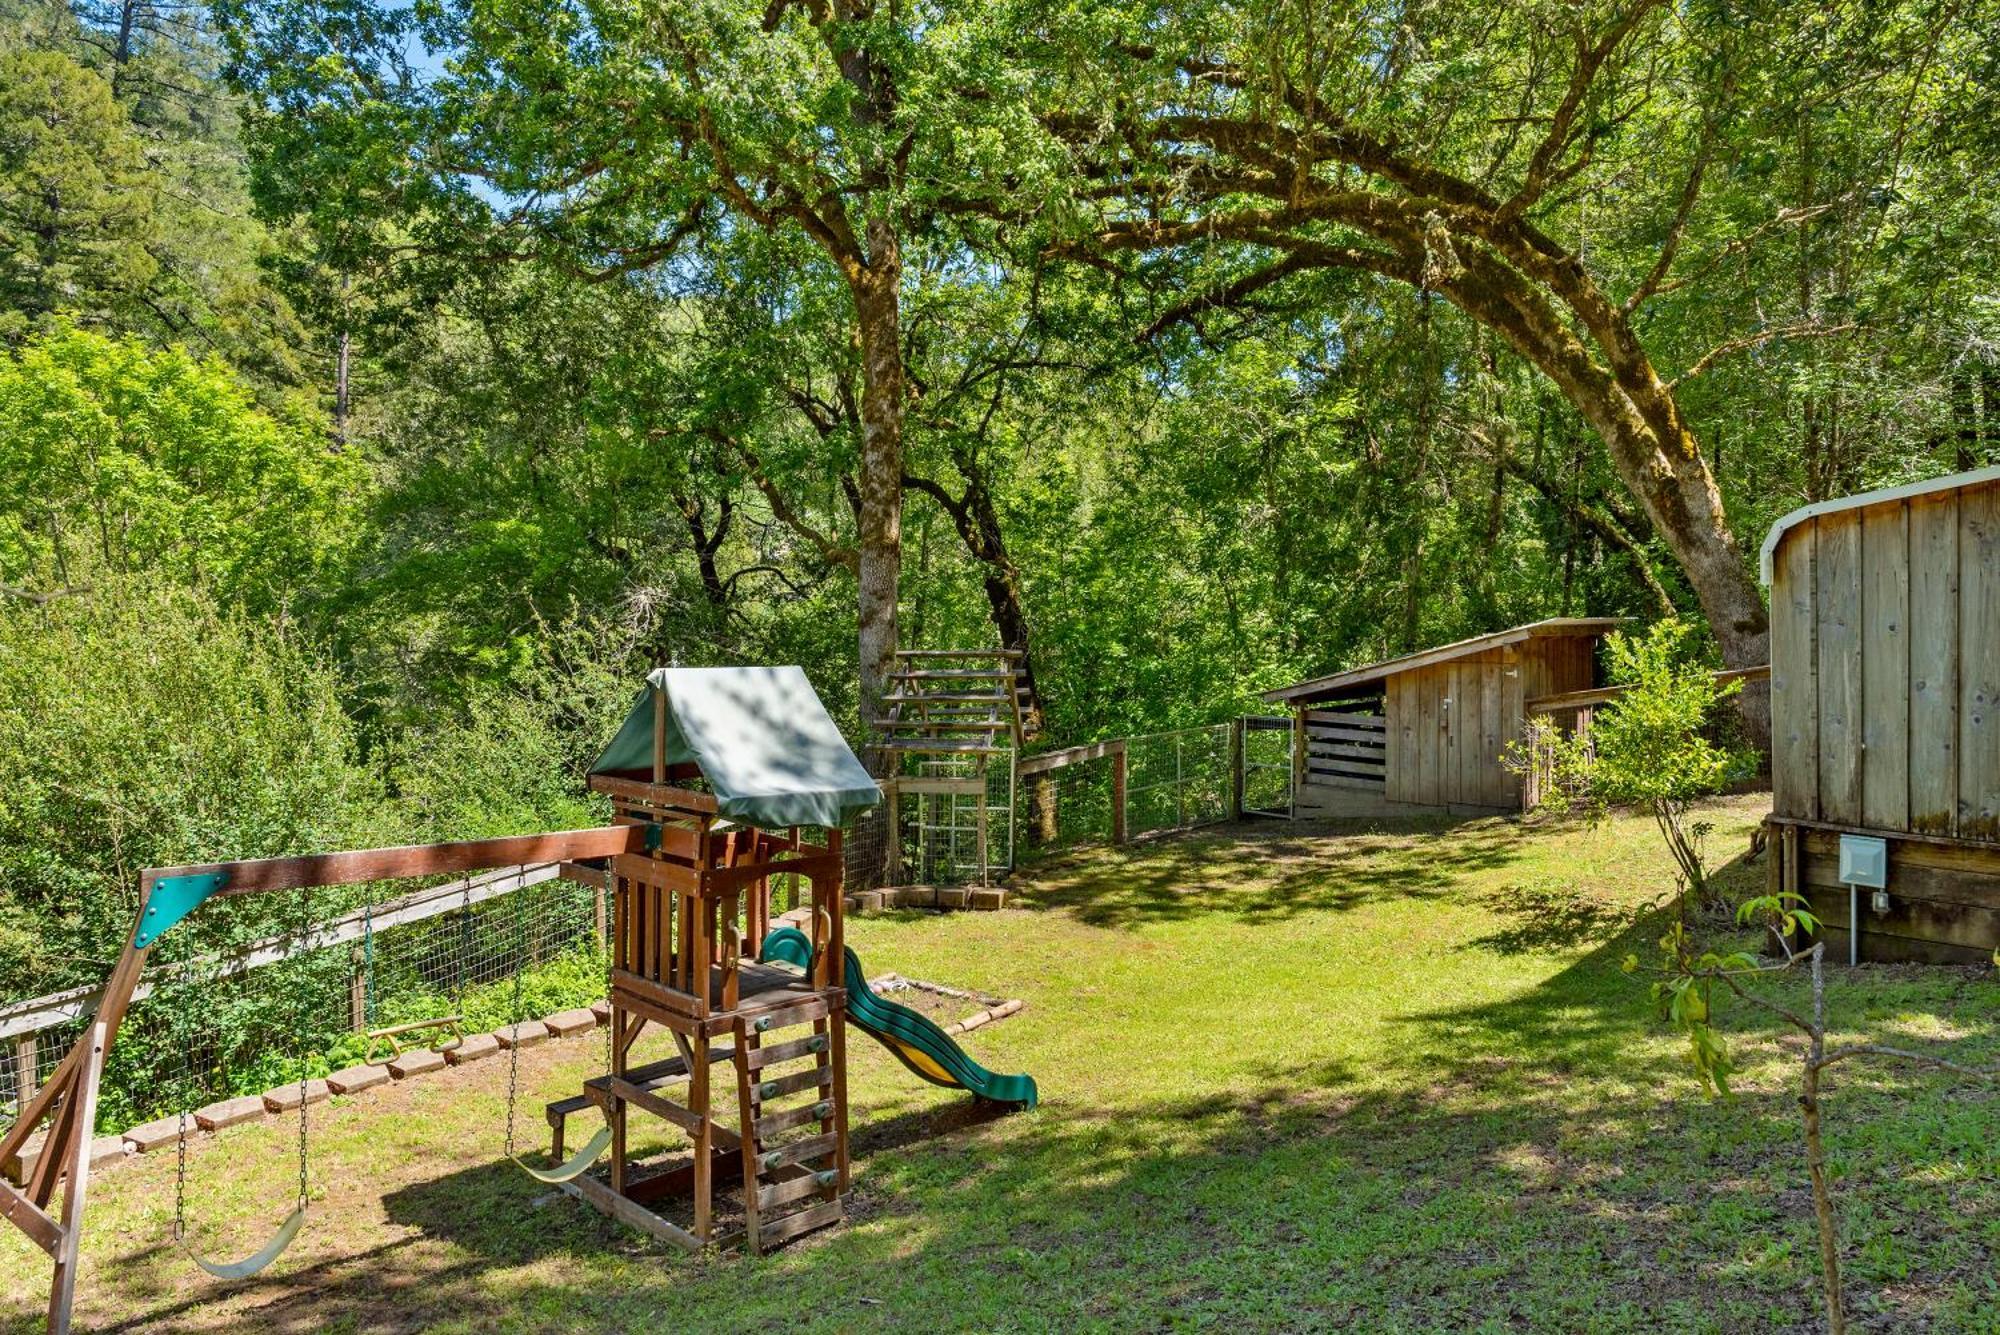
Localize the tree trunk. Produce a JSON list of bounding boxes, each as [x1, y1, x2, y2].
[[848, 221, 904, 760], [1428, 251, 1772, 743]]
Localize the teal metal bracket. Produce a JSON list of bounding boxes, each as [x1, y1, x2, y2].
[[134, 872, 229, 949]]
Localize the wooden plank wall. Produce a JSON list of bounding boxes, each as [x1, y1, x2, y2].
[[1793, 831, 2000, 964], [1384, 648, 1560, 811], [1768, 479, 2000, 842]]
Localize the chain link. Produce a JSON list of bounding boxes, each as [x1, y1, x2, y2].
[[504, 871, 525, 1160]]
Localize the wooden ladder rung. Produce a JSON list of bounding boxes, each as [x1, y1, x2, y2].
[[755, 1100, 834, 1136], [744, 1033, 831, 1072], [757, 1169, 835, 1212], [873, 718, 1011, 730], [754, 1131, 838, 1173], [889, 670, 1016, 681], [896, 648, 1021, 659], [753, 1197, 844, 1248], [872, 740, 1006, 754], [751, 1066, 832, 1102]]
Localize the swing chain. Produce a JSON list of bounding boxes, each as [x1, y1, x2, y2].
[[172, 931, 197, 1243], [504, 871, 525, 1160], [292, 888, 314, 1210]]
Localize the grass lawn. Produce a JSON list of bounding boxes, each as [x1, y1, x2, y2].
[[7, 794, 2000, 1333]]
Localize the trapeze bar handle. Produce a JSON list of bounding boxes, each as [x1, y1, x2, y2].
[[135, 872, 231, 949], [178, 1205, 304, 1280], [512, 1126, 612, 1184]]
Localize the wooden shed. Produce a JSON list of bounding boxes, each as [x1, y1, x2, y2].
[[1762, 464, 2000, 963], [1262, 618, 1621, 818]]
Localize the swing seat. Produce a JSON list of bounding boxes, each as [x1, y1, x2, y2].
[[178, 1205, 304, 1281], [511, 1125, 612, 1184]]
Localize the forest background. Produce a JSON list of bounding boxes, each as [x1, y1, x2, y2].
[[1, 0, 1996, 1001]]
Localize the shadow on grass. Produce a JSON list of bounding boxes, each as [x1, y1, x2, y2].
[[1015, 814, 1529, 930], [71, 831, 2000, 1335]]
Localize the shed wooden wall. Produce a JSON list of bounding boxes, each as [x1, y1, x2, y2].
[[1770, 478, 2000, 841], [1383, 638, 1596, 810]]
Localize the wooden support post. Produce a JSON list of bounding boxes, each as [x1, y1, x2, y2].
[[690, 1038, 712, 1241], [14, 1035, 37, 1116], [46, 1023, 105, 1335], [1111, 744, 1129, 845], [1229, 717, 1245, 821], [975, 774, 990, 887], [829, 1007, 851, 1194], [1291, 707, 1306, 797], [609, 1006, 628, 1197], [884, 781, 900, 884], [732, 1025, 762, 1253]]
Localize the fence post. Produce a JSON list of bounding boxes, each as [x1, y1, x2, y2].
[[14, 1035, 37, 1114], [1111, 743, 1129, 844], [1230, 717, 1244, 820], [1175, 732, 1185, 828]]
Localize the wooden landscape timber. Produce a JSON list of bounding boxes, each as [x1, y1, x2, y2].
[[1761, 466, 2000, 962]]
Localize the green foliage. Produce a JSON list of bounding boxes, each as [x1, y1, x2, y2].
[[1511, 620, 1756, 904], [1592, 621, 1757, 810], [0, 48, 155, 332], [0, 579, 383, 997], [0, 325, 362, 612]]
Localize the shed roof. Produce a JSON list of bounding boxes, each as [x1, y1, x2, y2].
[[1758, 464, 2000, 585], [1260, 618, 1625, 705], [590, 666, 881, 829]]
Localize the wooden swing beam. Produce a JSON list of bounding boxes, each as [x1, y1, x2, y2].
[[1, 823, 657, 1335]]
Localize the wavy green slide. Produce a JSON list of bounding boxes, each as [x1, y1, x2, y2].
[[760, 927, 1038, 1110]]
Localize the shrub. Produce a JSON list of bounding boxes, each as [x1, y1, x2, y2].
[[0, 579, 385, 997]]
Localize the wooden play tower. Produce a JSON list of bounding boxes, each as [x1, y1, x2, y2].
[[569, 666, 882, 1252], [871, 648, 1028, 884]]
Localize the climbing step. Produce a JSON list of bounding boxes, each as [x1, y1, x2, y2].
[[733, 1013, 844, 1256], [872, 740, 1007, 754], [889, 670, 1017, 681], [897, 648, 1022, 659], [872, 717, 1011, 731]]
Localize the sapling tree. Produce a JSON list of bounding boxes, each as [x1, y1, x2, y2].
[[1642, 897, 2000, 1335], [1565, 629, 2000, 1334], [1507, 619, 1754, 908]]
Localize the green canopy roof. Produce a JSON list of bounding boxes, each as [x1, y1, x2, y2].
[[589, 666, 881, 830]]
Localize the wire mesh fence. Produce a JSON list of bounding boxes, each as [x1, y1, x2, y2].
[[1124, 724, 1232, 837], [1, 867, 607, 1141], [1008, 723, 1241, 864], [1242, 717, 1295, 816], [1014, 749, 1120, 859], [900, 758, 1014, 886]]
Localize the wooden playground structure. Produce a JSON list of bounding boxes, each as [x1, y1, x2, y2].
[[2, 663, 1031, 1332], [572, 769, 853, 1251], [872, 647, 1029, 887]]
